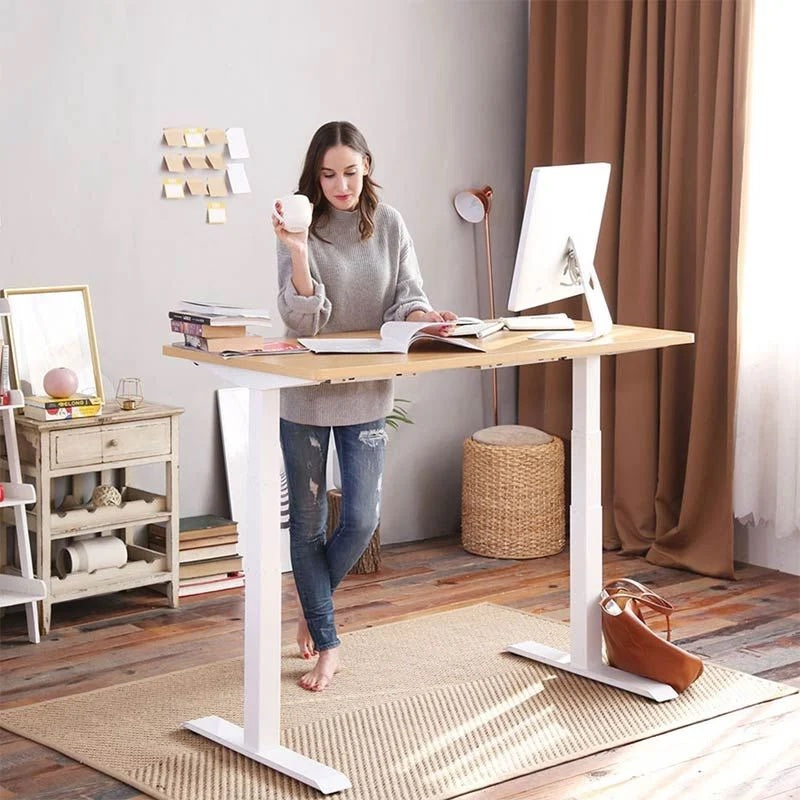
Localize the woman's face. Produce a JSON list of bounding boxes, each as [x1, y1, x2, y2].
[[319, 145, 368, 211]]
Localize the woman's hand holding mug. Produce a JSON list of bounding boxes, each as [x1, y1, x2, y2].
[[272, 194, 313, 248]]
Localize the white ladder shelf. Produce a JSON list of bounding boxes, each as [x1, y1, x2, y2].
[[1, 300, 46, 643]]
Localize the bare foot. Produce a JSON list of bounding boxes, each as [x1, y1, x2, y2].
[[296, 617, 317, 660], [298, 647, 340, 692]]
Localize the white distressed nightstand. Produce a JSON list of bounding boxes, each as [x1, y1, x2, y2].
[[0, 401, 182, 635]]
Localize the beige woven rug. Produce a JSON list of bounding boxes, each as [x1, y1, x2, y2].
[[1, 604, 795, 800]]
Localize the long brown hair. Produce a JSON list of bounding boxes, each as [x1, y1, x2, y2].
[[297, 121, 381, 241]]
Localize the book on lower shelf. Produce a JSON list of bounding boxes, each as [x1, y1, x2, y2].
[[178, 572, 244, 597], [147, 514, 242, 562], [179, 555, 243, 580], [149, 515, 238, 539], [148, 531, 238, 551], [179, 542, 240, 562]]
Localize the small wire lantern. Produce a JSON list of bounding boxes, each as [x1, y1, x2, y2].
[[116, 377, 143, 410]]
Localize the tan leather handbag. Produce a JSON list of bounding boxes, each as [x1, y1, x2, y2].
[[600, 578, 704, 693]]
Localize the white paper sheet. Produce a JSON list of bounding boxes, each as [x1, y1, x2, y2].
[[227, 163, 251, 194], [225, 127, 250, 159]]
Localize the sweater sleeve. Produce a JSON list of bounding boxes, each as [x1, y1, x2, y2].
[[383, 220, 433, 322], [276, 240, 332, 335]]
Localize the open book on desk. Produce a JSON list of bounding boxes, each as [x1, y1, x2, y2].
[[298, 321, 489, 354]]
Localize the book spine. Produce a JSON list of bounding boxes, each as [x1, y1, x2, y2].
[[169, 310, 216, 325], [0, 344, 9, 403], [26, 396, 101, 409], [22, 405, 103, 421]]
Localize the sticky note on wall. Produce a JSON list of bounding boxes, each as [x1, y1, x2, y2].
[[207, 176, 228, 197], [163, 128, 184, 146], [163, 178, 185, 199], [184, 128, 205, 147], [186, 179, 208, 196], [206, 152, 225, 170], [207, 202, 226, 224], [163, 153, 186, 172], [205, 129, 226, 145], [185, 153, 209, 170]]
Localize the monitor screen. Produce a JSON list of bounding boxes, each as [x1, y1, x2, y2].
[[507, 163, 611, 314]]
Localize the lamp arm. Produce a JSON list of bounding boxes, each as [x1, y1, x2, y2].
[[484, 213, 496, 321]]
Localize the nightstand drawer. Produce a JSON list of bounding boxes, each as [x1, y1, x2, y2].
[[51, 419, 172, 468]]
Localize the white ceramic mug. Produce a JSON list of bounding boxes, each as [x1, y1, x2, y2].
[[273, 194, 313, 233]]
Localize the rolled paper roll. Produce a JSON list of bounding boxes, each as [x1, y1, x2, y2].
[[56, 536, 128, 577]]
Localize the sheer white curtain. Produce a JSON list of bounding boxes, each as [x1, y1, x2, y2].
[[733, 0, 800, 538]]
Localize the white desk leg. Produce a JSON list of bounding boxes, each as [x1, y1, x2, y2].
[[508, 356, 678, 702], [184, 389, 351, 794]]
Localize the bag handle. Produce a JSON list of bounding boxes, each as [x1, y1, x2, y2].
[[603, 579, 675, 640]]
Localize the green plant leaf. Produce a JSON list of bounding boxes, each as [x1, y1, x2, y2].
[[386, 397, 414, 431]]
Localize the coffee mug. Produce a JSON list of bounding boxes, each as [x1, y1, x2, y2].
[[273, 194, 313, 232]]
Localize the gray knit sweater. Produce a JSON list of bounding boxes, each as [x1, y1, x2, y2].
[[276, 203, 432, 426]]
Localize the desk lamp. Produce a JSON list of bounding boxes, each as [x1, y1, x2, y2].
[[454, 185, 498, 426]]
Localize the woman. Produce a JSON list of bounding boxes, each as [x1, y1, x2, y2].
[[273, 120, 455, 691]]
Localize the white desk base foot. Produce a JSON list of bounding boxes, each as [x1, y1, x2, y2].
[[183, 716, 352, 794], [507, 641, 679, 703]]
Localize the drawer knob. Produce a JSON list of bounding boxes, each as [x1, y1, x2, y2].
[[107, 439, 118, 447]]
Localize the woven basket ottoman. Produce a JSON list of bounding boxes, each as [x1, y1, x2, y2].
[[461, 425, 566, 559]]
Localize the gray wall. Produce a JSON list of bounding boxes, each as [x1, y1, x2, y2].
[[0, 0, 528, 544]]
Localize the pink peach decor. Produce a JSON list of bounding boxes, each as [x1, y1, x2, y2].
[[43, 367, 79, 399]]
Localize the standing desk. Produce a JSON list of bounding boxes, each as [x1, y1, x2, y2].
[[163, 321, 694, 794]]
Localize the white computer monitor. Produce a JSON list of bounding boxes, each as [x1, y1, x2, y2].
[[508, 162, 612, 341]]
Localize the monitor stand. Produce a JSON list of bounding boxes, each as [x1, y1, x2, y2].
[[531, 237, 613, 342]]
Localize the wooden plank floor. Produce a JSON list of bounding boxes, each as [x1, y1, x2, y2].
[[1, 536, 798, 799]]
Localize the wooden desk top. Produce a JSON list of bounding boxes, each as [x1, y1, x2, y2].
[[163, 322, 693, 385]]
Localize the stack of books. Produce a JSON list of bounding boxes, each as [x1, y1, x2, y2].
[[169, 300, 271, 355], [23, 394, 103, 421], [147, 514, 244, 597]]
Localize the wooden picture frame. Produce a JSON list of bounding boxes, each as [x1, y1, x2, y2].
[[0, 285, 104, 402]]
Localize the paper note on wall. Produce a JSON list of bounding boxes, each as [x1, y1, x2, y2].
[[205, 128, 226, 145], [226, 127, 250, 159], [163, 128, 184, 146], [185, 153, 209, 170], [163, 153, 185, 172], [207, 202, 227, 224], [227, 163, 251, 194], [163, 179, 185, 199], [184, 128, 205, 148], [186, 178, 208, 196], [207, 176, 228, 197], [206, 152, 226, 170]]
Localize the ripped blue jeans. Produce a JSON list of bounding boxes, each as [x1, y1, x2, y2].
[[279, 418, 387, 651]]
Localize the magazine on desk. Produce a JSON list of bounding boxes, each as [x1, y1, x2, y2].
[[299, 321, 490, 354], [172, 338, 308, 359], [169, 300, 272, 328]]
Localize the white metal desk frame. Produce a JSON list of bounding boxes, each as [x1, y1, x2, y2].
[[165, 324, 691, 794]]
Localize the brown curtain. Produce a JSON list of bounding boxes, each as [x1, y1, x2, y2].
[[519, 0, 751, 579]]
